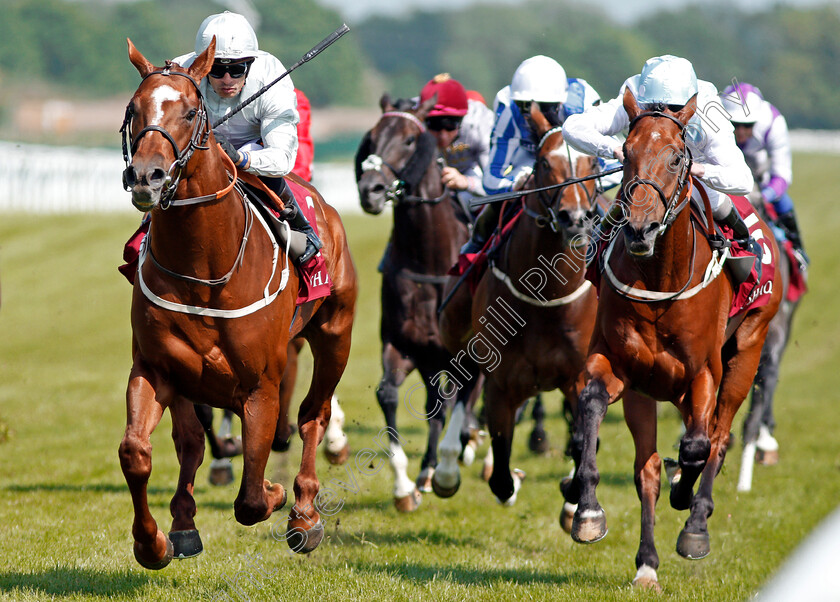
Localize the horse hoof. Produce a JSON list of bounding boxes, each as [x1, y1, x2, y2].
[[416, 470, 434, 493], [676, 529, 710, 559], [632, 566, 661, 593], [756, 448, 779, 466], [663, 457, 681, 486], [528, 430, 550, 454], [431, 474, 461, 498], [394, 488, 422, 513], [209, 460, 234, 487], [286, 521, 324, 554], [571, 509, 608, 544], [170, 529, 203, 559], [460, 440, 476, 466], [264, 479, 288, 512], [271, 424, 297, 452], [134, 532, 173, 570], [559, 501, 577, 534], [216, 436, 243, 458], [324, 442, 350, 465], [481, 461, 493, 482]]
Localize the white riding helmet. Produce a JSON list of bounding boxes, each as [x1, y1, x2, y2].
[[510, 56, 568, 103], [720, 84, 764, 124], [636, 55, 698, 106], [195, 11, 258, 61]]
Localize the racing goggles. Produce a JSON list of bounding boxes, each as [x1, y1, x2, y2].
[[514, 100, 561, 119], [208, 59, 254, 79], [425, 116, 463, 132]]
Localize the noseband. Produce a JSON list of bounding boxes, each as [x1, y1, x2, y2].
[[622, 111, 693, 233], [359, 111, 448, 205], [120, 63, 211, 208]]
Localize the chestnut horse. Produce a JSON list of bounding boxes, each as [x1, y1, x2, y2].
[[565, 90, 781, 591], [356, 94, 480, 511], [437, 105, 599, 508], [118, 39, 356, 568]]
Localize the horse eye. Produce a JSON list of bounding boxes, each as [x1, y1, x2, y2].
[[186, 108, 198, 122], [405, 135, 416, 146]]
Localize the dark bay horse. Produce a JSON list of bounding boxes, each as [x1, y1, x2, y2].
[[119, 38, 356, 568], [438, 105, 599, 511], [566, 89, 781, 591], [356, 94, 479, 511], [737, 191, 805, 491]]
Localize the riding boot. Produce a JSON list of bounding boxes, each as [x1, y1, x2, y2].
[[272, 177, 323, 265], [717, 202, 762, 259], [776, 209, 809, 267], [460, 202, 501, 255]]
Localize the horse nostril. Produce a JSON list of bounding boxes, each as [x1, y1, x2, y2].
[[149, 168, 167, 185], [370, 183, 386, 195], [122, 166, 137, 189]]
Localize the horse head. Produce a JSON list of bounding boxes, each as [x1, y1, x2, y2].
[[529, 102, 599, 244], [121, 38, 215, 211], [620, 88, 696, 257], [355, 93, 438, 215]]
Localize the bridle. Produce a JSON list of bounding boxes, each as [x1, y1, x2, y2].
[[621, 110, 693, 234], [522, 126, 598, 234], [120, 63, 212, 209], [359, 111, 449, 205]]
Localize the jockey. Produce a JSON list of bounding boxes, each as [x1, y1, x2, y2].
[[173, 11, 321, 265], [418, 73, 494, 215], [720, 83, 807, 266], [563, 55, 757, 251], [461, 55, 620, 254]]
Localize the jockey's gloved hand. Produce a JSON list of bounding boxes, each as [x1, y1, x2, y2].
[[216, 136, 249, 169]]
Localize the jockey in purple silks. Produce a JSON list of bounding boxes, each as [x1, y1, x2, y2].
[[721, 82, 808, 267]]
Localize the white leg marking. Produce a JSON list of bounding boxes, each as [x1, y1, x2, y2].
[[756, 425, 779, 452], [325, 395, 348, 454], [389, 442, 415, 498], [633, 564, 658, 586], [738, 441, 757, 492], [435, 403, 465, 488]]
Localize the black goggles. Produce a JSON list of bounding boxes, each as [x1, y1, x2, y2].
[[732, 121, 755, 129], [208, 60, 253, 79], [425, 116, 463, 132], [514, 100, 561, 118]]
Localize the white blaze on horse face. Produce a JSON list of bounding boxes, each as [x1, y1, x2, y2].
[[150, 85, 182, 125], [650, 131, 661, 141]]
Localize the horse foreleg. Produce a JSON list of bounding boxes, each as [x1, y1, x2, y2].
[[623, 391, 662, 593], [168, 396, 205, 559], [572, 352, 624, 544], [485, 380, 524, 505], [118, 362, 175, 570], [234, 387, 286, 527], [377, 343, 419, 511], [416, 368, 449, 494], [433, 399, 467, 498], [671, 368, 716, 512]]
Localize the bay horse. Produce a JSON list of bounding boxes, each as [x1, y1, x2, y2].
[[737, 190, 806, 491], [118, 38, 356, 568], [356, 94, 480, 511], [565, 89, 781, 591], [437, 104, 599, 509]]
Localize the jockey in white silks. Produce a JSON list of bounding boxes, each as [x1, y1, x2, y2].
[[720, 82, 807, 266], [460, 55, 622, 255], [563, 55, 758, 252]]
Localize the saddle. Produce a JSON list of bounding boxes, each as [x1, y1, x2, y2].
[[236, 171, 308, 260]]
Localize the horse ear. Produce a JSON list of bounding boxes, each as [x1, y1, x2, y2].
[[127, 38, 155, 78], [189, 36, 215, 81], [529, 102, 551, 137], [623, 87, 642, 121], [379, 93, 394, 113], [676, 93, 698, 125], [416, 93, 437, 119]]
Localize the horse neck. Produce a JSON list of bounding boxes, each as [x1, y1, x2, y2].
[[148, 151, 245, 273], [390, 164, 462, 273], [503, 205, 588, 295], [630, 207, 698, 290]]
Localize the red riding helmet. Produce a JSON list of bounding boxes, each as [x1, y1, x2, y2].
[[420, 73, 469, 117]]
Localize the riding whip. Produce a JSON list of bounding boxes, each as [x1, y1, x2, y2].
[[213, 24, 351, 129]]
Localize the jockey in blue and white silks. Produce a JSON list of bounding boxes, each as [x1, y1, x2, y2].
[[563, 55, 757, 245], [720, 83, 807, 264], [461, 55, 620, 254]]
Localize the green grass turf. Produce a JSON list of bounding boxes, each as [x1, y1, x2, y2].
[[0, 152, 837, 600]]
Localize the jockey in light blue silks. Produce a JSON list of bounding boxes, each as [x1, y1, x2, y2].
[[720, 83, 808, 267], [460, 55, 621, 254], [563, 55, 759, 250]]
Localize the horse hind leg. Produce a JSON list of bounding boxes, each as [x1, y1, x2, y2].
[[272, 339, 302, 453], [527, 394, 551, 454], [168, 397, 205, 559], [484, 380, 526, 506], [118, 364, 175, 570], [323, 395, 350, 464]]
